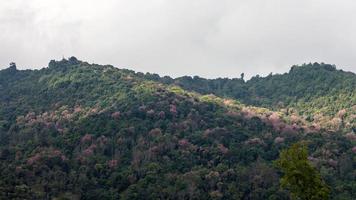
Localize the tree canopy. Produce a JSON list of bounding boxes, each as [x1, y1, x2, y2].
[[275, 142, 330, 200], [0, 58, 354, 199]]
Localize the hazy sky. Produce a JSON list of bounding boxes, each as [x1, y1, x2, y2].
[[1, 0, 356, 78]]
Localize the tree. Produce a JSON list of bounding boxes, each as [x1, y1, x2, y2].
[[9, 62, 16, 68], [274, 142, 330, 200], [240, 73, 245, 81]]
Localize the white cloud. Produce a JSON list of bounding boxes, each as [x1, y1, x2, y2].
[[0, 0, 355, 78]]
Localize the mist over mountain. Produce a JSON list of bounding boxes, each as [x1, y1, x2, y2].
[[0, 58, 355, 199]]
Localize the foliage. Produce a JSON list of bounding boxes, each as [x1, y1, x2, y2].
[[0, 58, 355, 199], [148, 63, 356, 132], [274, 142, 330, 200]]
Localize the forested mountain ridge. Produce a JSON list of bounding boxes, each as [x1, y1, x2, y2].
[[144, 63, 356, 134], [147, 63, 355, 119], [0, 58, 355, 199]]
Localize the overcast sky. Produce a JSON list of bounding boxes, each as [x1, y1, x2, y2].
[[1, 0, 356, 78]]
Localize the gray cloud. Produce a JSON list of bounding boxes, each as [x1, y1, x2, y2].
[[1, 0, 356, 79]]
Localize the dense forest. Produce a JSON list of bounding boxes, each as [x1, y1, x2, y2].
[[0, 57, 355, 199], [146, 63, 356, 118]]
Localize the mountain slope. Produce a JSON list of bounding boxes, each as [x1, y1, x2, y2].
[[0, 58, 355, 199], [150, 63, 355, 121]]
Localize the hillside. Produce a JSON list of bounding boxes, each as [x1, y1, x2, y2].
[[148, 63, 356, 127], [0, 58, 355, 199]]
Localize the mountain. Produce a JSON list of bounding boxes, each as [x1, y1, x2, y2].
[[0, 58, 355, 199], [148, 63, 356, 122]]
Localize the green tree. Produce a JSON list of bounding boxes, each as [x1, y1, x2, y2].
[[274, 142, 330, 200]]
